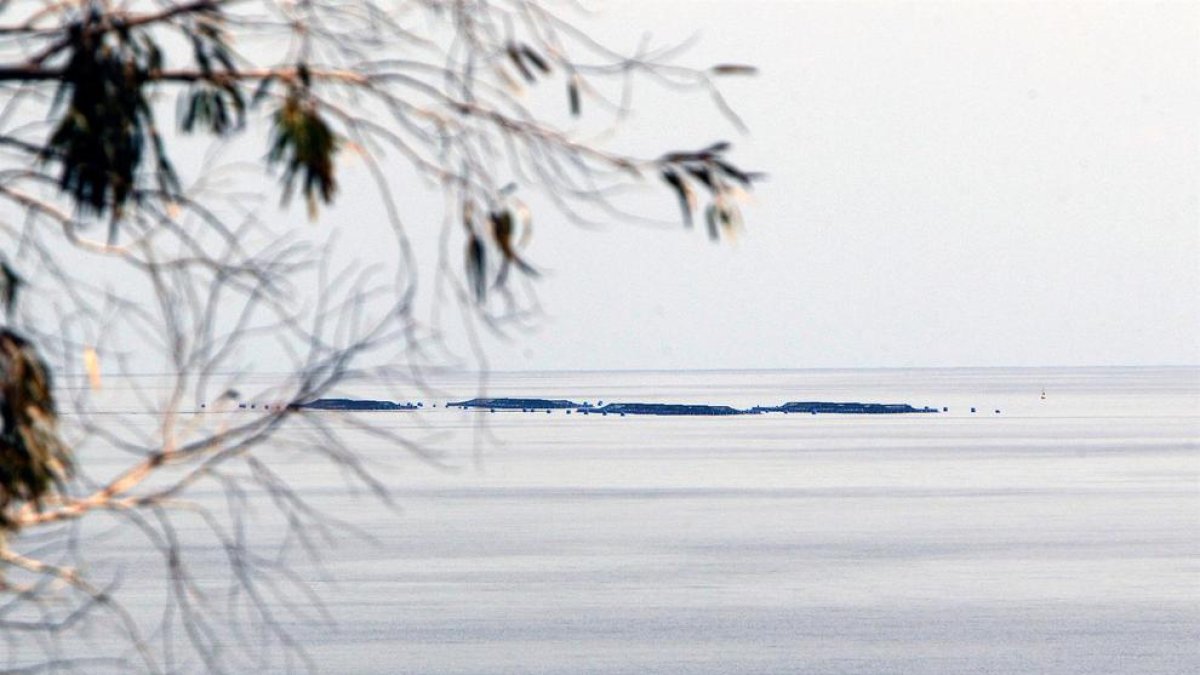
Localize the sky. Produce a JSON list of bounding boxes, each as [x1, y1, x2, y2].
[[407, 0, 1195, 371], [113, 0, 1196, 374], [470, 0, 1200, 367]]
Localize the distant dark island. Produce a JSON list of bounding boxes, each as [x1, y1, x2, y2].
[[223, 397, 943, 416], [449, 398, 580, 410], [752, 402, 939, 414], [295, 398, 420, 411], [583, 403, 742, 416], [447, 398, 939, 416]]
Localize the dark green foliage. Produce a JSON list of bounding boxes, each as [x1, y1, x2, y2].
[[43, 11, 180, 220], [187, 9, 238, 77], [267, 87, 339, 215], [40, 5, 245, 221], [0, 330, 71, 530], [180, 83, 245, 135], [179, 17, 244, 136]]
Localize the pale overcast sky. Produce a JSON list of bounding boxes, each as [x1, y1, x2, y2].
[[331, 1, 1199, 372]]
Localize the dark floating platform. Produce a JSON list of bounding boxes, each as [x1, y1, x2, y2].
[[295, 398, 419, 411], [449, 398, 580, 410]]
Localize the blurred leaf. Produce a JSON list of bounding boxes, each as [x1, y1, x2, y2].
[[659, 143, 759, 240], [190, 34, 213, 74], [466, 235, 487, 302], [180, 83, 245, 135], [490, 209, 538, 287], [704, 204, 720, 241], [568, 76, 581, 116], [684, 165, 715, 191], [251, 75, 277, 106], [700, 141, 731, 156], [714, 159, 756, 186], [711, 64, 758, 76], [520, 45, 551, 74], [267, 89, 339, 215], [0, 261, 21, 317], [506, 44, 535, 82], [660, 168, 695, 227], [491, 210, 514, 250]]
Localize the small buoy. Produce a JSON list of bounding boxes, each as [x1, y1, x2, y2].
[[970, 407, 976, 413], [545, 410, 551, 414], [994, 409, 1001, 414], [942, 407, 948, 412], [566, 410, 572, 415]]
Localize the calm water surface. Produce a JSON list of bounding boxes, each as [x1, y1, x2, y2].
[[49, 368, 1200, 672]]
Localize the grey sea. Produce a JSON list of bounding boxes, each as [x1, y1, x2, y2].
[[51, 367, 1200, 672]]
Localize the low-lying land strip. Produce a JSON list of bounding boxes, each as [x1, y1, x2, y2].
[[214, 397, 943, 416]]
